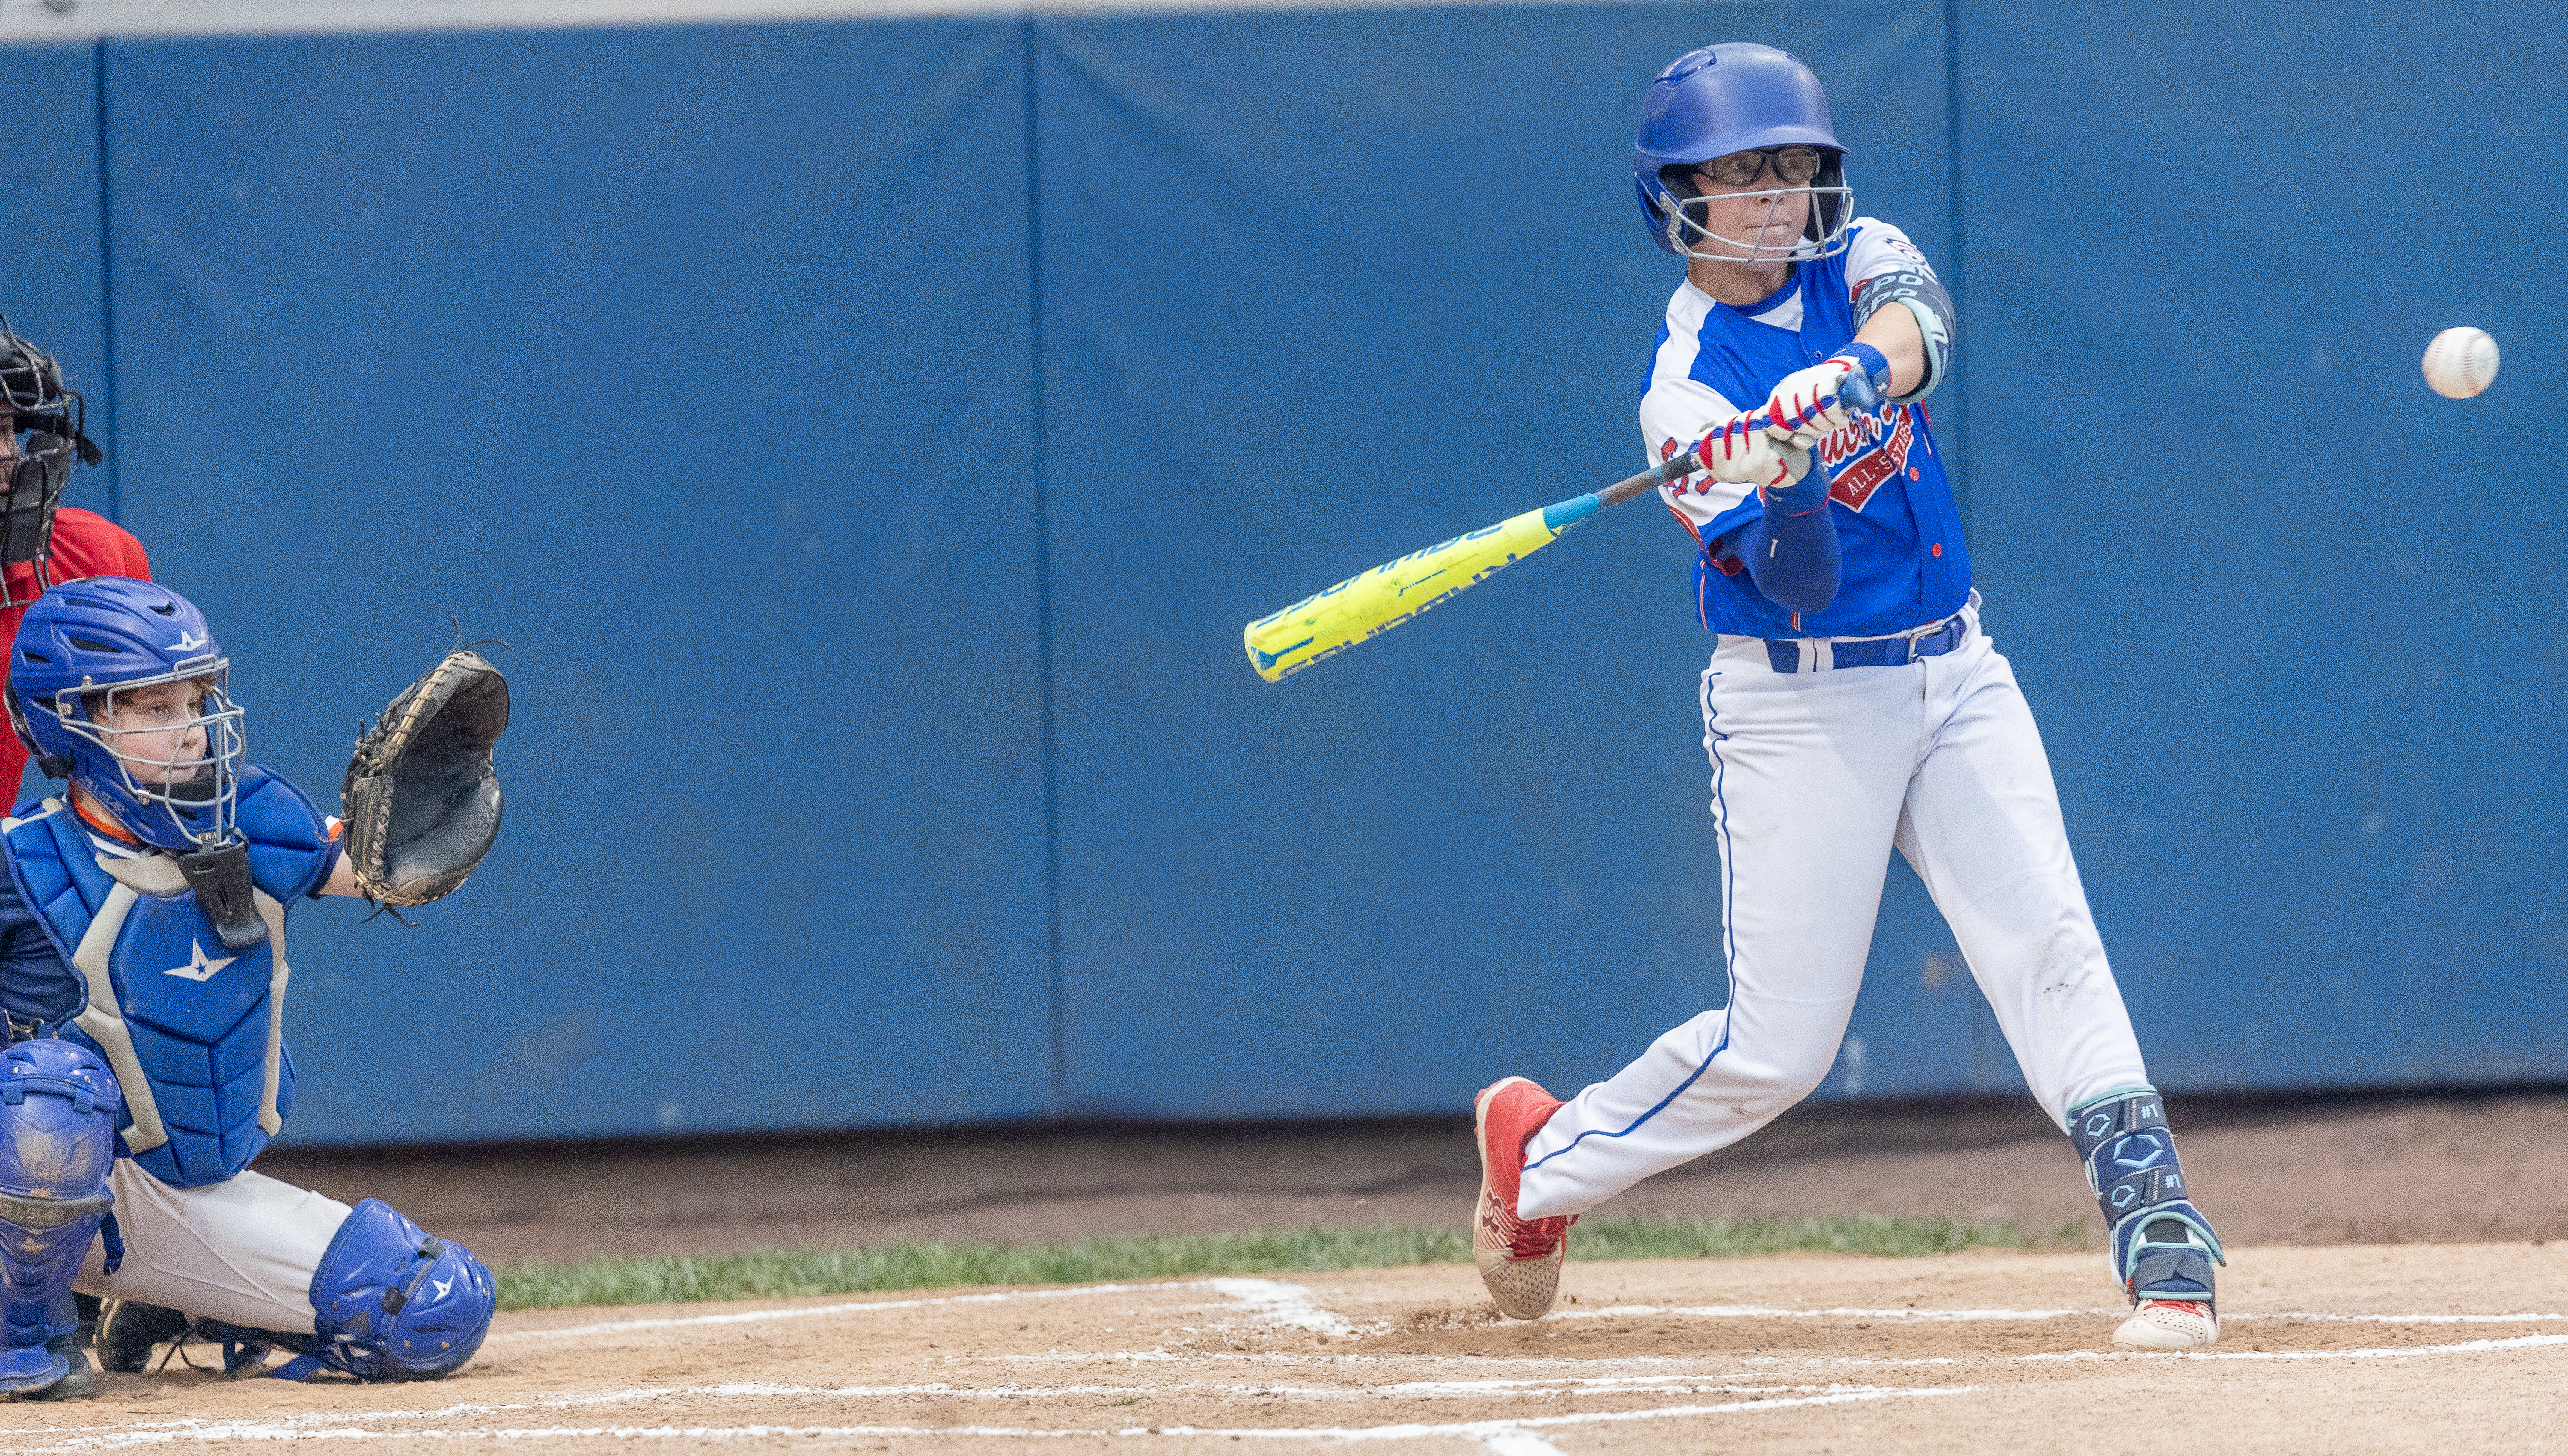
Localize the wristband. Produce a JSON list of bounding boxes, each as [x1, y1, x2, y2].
[[1832, 342, 1893, 398]]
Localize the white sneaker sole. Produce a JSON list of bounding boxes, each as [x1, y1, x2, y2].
[[2113, 1305, 2218, 1349]]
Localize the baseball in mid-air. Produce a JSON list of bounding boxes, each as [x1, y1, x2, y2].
[[2422, 326, 2500, 399]]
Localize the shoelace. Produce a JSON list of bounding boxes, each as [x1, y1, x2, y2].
[[1482, 1195, 1575, 1260]]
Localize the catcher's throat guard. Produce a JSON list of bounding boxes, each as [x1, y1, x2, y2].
[[342, 647, 509, 908], [177, 838, 268, 950]]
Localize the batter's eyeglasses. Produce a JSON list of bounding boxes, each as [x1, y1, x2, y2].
[[1696, 147, 1825, 189]]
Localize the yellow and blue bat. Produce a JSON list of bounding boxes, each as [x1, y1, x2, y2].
[[1242, 374, 1878, 683]]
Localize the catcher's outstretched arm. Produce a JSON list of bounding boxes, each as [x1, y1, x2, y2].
[[319, 850, 363, 897]]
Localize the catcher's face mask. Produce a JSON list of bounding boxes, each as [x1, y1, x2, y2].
[[0, 434, 75, 570], [0, 315, 100, 609], [54, 665, 245, 849]]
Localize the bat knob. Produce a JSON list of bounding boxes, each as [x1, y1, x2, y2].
[[1837, 368, 1883, 415]]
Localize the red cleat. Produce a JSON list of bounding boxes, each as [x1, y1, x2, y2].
[[1472, 1076, 1572, 1320]]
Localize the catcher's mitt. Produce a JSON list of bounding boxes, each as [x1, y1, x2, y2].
[[341, 648, 509, 907]]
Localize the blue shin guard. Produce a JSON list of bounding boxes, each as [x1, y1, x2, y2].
[[2069, 1088, 2225, 1309], [272, 1198, 495, 1382], [0, 1040, 122, 1394]]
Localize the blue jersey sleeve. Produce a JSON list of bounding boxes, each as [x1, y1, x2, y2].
[[0, 859, 83, 1029]]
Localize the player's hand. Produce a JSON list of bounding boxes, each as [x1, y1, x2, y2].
[[1759, 358, 1863, 442], [1693, 413, 1812, 491]]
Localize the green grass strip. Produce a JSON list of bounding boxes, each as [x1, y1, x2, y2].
[[494, 1214, 2078, 1312]]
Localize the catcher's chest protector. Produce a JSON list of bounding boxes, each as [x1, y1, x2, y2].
[[1, 768, 337, 1189]]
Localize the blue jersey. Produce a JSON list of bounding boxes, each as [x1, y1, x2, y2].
[[1639, 218, 1969, 639]]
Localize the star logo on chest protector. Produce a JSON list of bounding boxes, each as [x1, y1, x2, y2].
[[163, 939, 238, 982]]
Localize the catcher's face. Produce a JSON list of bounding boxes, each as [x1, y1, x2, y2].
[[89, 678, 211, 787]]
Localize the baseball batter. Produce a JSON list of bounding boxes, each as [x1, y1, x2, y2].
[[1469, 43, 2226, 1351]]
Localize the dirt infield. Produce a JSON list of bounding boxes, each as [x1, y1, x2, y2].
[[5, 1243, 2562, 1452], [257, 1090, 2568, 1263]]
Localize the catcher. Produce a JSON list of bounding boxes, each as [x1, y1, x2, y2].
[[0, 577, 507, 1398]]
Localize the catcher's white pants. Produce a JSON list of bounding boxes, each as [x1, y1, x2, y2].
[[71, 1161, 350, 1334], [1517, 598, 2149, 1220]]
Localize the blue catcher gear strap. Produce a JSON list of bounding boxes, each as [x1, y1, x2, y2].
[[2068, 1087, 2226, 1308], [0, 1038, 122, 1394], [273, 1198, 495, 1382]]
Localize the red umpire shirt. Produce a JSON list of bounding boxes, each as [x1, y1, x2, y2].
[[0, 507, 152, 793]]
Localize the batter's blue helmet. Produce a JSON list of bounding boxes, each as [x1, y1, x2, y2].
[[1634, 44, 1853, 262], [7, 577, 245, 853]]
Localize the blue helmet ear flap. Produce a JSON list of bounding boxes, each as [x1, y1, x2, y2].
[[0, 686, 65, 780]]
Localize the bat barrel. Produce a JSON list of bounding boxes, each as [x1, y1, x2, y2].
[[1242, 497, 1596, 683]]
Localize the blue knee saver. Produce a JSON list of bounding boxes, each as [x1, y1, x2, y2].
[[275, 1198, 496, 1382], [0, 1039, 122, 1393]]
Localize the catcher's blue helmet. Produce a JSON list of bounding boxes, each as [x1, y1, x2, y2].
[[7, 577, 244, 852], [1634, 43, 1852, 261]]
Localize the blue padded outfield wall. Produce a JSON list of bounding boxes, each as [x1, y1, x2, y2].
[[0, 0, 2560, 1142]]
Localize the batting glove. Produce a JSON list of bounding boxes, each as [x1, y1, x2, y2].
[[1694, 413, 1812, 492], [1758, 343, 1892, 442]]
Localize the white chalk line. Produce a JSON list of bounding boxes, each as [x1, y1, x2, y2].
[[0, 1374, 1898, 1450], [491, 1278, 1222, 1340], [499, 1280, 2568, 1345], [27, 1326, 2566, 1454], [1546, 1303, 2568, 1326], [4, 1385, 1979, 1450], [2024, 1332, 2568, 1364], [495, 1275, 1355, 1342], [1208, 1278, 1359, 1337]]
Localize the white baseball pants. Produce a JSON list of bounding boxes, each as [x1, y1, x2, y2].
[[1517, 597, 2150, 1219], [72, 1161, 351, 1334]]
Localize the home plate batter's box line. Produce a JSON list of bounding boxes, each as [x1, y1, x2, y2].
[[1544, 1304, 2568, 1325], [0, 1387, 1982, 1452], [18, 1340, 2568, 1455], [496, 1281, 2568, 1343], [494, 1276, 1344, 1342], [24, 1337, 2568, 1456], [0, 1379, 1919, 1448]]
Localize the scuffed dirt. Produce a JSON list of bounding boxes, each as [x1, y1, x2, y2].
[[4, 1245, 2560, 1453]]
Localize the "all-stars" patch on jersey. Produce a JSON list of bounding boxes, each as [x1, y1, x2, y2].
[[1639, 217, 1971, 639]]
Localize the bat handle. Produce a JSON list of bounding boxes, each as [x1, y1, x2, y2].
[[1605, 368, 1890, 509]]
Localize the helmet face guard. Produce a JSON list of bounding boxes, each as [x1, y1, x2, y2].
[[1654, 159, 1853, 264], [0, 434, 77, 588], [36, 663, 244, 852], [0, 317, 101, 609]]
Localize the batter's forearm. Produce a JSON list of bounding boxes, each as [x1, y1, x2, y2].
[[1852, 303, 1926, 399], [1740, 475, 1841, 615]]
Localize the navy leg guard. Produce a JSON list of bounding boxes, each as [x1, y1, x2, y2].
[[2069, 1087, 2226, 1308], [273, 1198, 495, 1382], [0, 1040, 122, 1394]]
